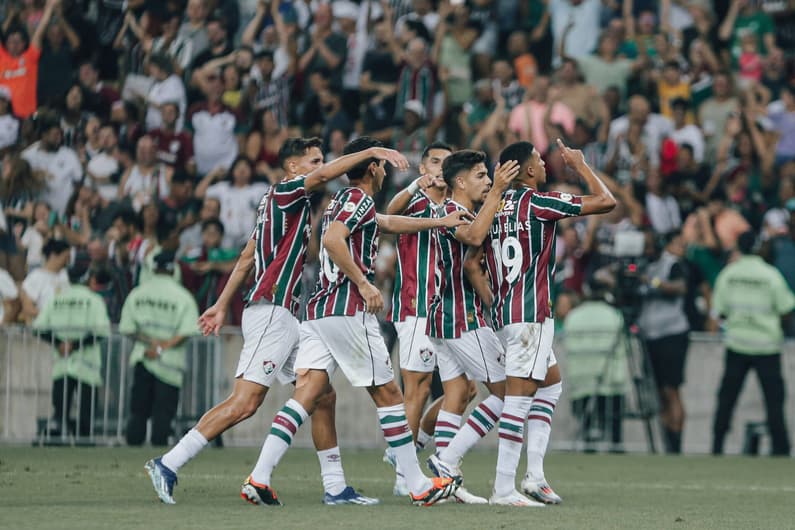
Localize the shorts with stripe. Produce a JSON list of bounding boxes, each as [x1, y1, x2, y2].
[[295, 312, 394, 387], [497, 319, 556, 381], [235, 301, 299, 387], [431, 327, 506, 384], [394, 316, 436, 373]]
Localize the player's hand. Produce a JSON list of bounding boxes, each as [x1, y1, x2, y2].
[[440, 210, 473, 228], [370, 147, 410, 171], [198, 304, 227, 336], [492, 160, 520, 191], [557, 138, 586, 169], [416, 173, 434, 190], [357, 280, 384, 314]]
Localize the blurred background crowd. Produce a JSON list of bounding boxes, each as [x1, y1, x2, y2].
[[0, 0, 793, 336]]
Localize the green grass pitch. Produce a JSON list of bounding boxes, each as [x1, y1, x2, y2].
[[1, 446, 793, 529]]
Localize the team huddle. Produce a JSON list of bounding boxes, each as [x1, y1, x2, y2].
[[144, 133, 616, 507]]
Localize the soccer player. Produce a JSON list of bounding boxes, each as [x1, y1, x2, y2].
[[145, 138, 409, 505], [424, 150, 521, 503], [481, 139, 616, 506], [383, 141, 452, 495], [240, 137, 471, 506]]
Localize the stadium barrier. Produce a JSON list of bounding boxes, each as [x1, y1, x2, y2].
[[1, 325, 793, 454]]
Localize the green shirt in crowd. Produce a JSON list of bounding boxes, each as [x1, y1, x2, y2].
[[119, 275, 200, 388], [33, 284, 111, 387], [712, 255, 795, 355], [563, 301, 629, 400]]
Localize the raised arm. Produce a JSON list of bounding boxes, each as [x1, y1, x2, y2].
[[718, 0, 741, 41], [453, 161, 520, 246], [322, 221, 383, 313], [464, 246, 493, 307], [31, 0, 58, 50], [386, 175, 434, 214], [375, 209, 471, 234], [242, 1, 268, 46], [557, 139, 616, 215], [304, 147, 409, 192]]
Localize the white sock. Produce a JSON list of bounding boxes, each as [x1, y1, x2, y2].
[[378, 404, 432, 495], [161, 428, 208, 473], [494, 396, 533, 497], [317, 447, 347, 495], [250, 399, 308, 486], [416, 428, 433, 451], [526, 382, 561, 480], [433, 410, 462, 452], [439, 395, 503, 466]]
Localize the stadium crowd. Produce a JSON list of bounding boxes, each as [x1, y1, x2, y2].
[[0, 0, 794, 457]]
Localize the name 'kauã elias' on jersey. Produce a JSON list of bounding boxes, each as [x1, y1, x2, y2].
[[305, 187, 379, 320], [484, 187, 582, 329]]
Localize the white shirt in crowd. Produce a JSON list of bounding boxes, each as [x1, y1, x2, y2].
[[0, 114, 19, 150], [549, 0, 601, 66], [646, 193, 683, 235], [22, 142, 83, 216], [670, 124, 706, 163], [22, 267, 70, 313], [606, 114, 675, 169], [145, 74, 187, 132], [190, 105, 240, 176], [206, 181, 269, 248], [0, 267, 18, 323], [20, 227, 45, 269]]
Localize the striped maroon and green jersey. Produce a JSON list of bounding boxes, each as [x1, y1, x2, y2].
[[484, 187, 583, 328], [427, 200, 489, 339], [247, 175, 312, 316], [305, 187, 379, 320], [388, 191, 439, 322]]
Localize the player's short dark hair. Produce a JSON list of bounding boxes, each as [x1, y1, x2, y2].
[[67, 264, 88, 284], [737, 230, 756, 255], [89, 266, 113, 287], [202, 218, 225, 235], [343, 136, 383, 181], [43, 239, 70, 258], [278, 137, 323, 170], [421, 141, 453, 161], [442, 150, 486, 188], [499, 141, 535, 169]]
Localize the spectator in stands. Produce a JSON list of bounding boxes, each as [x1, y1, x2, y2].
[[147, 11, 192, 77], [508, 75, 575, 158], [18, 201, 52, 272], [34, 265, 111, 437], [1, 154, 43, 279], [0, 264, 18, 323], [118, 135, 173, 212], [553, 58, 610, 144], [0, 0, 57, 118], [85, 237, 129, 324], [195, 156, 267, 249], [245, 108, 288, 183], [120, 249, 199, 446], [86, 124, 125, 200], [638, 232, 690, 453], [711, 231, 795, 456], [178, 0, 210, 69], [186, 68, 244, 177], [20, 238, 70, 323], [150, 102, 195, 176], [0, 87, 19, 152], [36, 1, 81, 108], [60, 84, 91, 149], [645, 168, 682, 236], [179, 218, 237, 311], [77, 60, 120, 121], [719, 0, 778, 68], [670, 98, 706, 164], [769, 84, 795, 166], [298, 2, 347, 92], [145, 54, 187, 132], [699, 72, 739, 161], [22, 112, 83, 216], [549, 0, 601, 67], [179, 196, 221, 257], [433, 0, 478, 116], [190, 15, 234, 89], [607, 94, 674, 172], [159, 171, 198, 237], [360, 16, 400, 132], [392, 36, 436, 123]]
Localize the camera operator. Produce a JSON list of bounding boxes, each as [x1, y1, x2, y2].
[[637, 231, 690, 454]]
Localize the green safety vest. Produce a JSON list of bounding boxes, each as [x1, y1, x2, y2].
[[712, 255, 795, 355], [563, 301, 629, 400], [119, 275, 199, 388], [33, 285, 111, 387]]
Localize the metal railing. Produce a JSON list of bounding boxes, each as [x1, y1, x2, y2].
[[0, 325, 224, 446]]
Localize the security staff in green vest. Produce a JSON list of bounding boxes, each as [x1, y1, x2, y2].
[[711, 231, 795, 456], [564, 281, 629, 452], [33, 266, 111, 437], [120, 250, 199, 446]]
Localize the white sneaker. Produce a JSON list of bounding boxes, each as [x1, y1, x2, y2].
[[453, 485, 488, 504], [489, 489, 546, 507], [426, 453, 462, 479], [520, 475, 563, 504]]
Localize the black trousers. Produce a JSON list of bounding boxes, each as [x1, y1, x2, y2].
[[126, 363, 180, 446], [572, 395, 624, 445], [52, 376, 96, 437], [712, 350, 791, 456]]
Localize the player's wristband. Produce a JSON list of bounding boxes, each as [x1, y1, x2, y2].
[[406, 178, 421, 196]]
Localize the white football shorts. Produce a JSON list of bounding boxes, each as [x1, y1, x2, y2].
[[497, 319, 557, 381], [394, 316, 436, 373], [431, 327, 506, 384], [235, 301, 299, 387]]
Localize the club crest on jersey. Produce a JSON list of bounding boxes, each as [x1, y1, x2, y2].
[[343, 201, 357, 213], [419, 348, 434, 364], [466, 311, 475, 323], [559, 193, 574, 202], [262, 360, 276, 375]]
